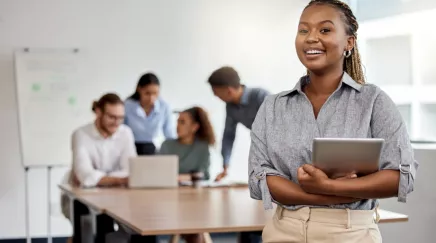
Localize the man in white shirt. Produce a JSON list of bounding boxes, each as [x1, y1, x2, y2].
[[61, 93, 137, 243], [71, 99, 136, 188]]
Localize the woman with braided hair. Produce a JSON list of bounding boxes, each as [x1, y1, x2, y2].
[[248, 0, 418, 242]]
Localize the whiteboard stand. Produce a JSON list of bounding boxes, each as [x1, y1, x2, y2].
[[24, 166, 30, 243], [24, 165, 66, 243], [47, 166, 52, 243]]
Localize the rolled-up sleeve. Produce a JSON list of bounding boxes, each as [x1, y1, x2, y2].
[[371, 90, 419, 202], [72, 131, 105, 187], [248, 96, 288, 210]]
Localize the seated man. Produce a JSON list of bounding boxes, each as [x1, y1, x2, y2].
[[60, 93, 136, 243]]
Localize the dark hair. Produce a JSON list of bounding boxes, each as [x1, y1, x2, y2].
[[183, 106, 216, 145], [305, 0, 365, 84], [129, 73, 160, 100], [207, 66, 241, 88], [92, 93, 123, 112]]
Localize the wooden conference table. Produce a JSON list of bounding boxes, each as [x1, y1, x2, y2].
[[60, 184, 408, 243]]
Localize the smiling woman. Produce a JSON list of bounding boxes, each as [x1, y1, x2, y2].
[[248, 0, 418, 243], [297, 0, 365, 84]]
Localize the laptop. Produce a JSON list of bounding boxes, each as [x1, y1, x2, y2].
[[128, 155, 179, 188]]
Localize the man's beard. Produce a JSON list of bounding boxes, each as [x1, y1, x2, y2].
[[97, 118, 114, 136]]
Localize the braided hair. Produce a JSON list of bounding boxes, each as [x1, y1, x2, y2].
[[305, 0, 365, 84]]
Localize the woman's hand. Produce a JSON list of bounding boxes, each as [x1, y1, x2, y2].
[[297, 164, 358, 194], [267, 175, 361, 206], [297, 164, 331, 194]]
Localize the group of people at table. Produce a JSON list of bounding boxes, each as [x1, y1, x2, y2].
[[61, 66, 267, 243], [61, 1, 419, 243]]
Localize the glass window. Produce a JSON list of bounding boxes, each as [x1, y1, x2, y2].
[[355, 0, 436, 141], [353, 0, 436, 21]]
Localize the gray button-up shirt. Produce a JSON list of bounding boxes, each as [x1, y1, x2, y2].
[[248, 72, 418, 210], [222, 86, 270, 166]]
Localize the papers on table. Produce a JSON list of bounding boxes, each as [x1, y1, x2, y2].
[[179, 180, 248, 188]]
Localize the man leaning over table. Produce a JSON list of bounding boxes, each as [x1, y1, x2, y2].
[[207, 66, 270, 182], [208, 66, 269, 243], [60, 93, 147, 243]]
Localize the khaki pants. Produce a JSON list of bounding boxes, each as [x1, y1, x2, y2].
[[262, 206, 382, 243]]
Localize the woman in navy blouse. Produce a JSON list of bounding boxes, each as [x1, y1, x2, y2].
[[124, 73, 176, 155]]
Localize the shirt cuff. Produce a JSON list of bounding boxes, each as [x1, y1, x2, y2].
[[223, 160, 230, 167], [80, 171, 105, 188], [222, 154, 230, 167], [255, 170, 273, 210], [108, 170, 128, 178], [252, 167, 285, 210], [397, 146, 417, 203]]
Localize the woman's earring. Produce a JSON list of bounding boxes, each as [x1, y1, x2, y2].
[[344, 50, 352, 58]]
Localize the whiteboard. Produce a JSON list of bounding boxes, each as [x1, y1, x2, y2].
[[14, 49, 91, 167]]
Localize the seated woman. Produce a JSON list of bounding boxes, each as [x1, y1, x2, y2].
[[160, 106, 215, 181], [159, 106, 215, 243]]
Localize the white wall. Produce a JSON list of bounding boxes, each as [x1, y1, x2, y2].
[[379, 146, 436, 243], [0, 0, 307, 239]]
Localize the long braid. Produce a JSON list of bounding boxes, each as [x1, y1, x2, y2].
[[305, 0, 365, 84]]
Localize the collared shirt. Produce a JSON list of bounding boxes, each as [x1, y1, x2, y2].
[[124, 98, 176, 143], [71, 123, 137, 187], [248, 72, 419, 210], [222, 86, 270, 166], [159, 139, 211, 180]]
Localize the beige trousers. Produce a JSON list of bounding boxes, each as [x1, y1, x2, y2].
[[262, 206, 382, 243]]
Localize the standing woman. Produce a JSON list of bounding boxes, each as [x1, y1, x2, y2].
[[124, 73, 176, 155], [248, 1, 418, 242]]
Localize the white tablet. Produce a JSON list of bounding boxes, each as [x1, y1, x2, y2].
[[312, 138, 384, 178]]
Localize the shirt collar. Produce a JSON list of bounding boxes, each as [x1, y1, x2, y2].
[[279, 72, 362, 97], [133, 98, 162, 115], [239, 85, 250, 105], [153, 99, 161, 112], [341, 72, 363, 91]]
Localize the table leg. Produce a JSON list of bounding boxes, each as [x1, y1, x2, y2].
[[95, 214, 115, 243], [73, 200, 90, 243], [130, 235, 157, 243]]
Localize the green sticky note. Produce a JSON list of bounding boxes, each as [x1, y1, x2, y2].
[[31, 83, 41, 92], [68, 96, 76, 105]]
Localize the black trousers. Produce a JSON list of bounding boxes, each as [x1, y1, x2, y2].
[[239, 231, 262, 243], [73, 199, 115, 243], [73, 199, 157, 243], [135, 142, 156, 155]]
